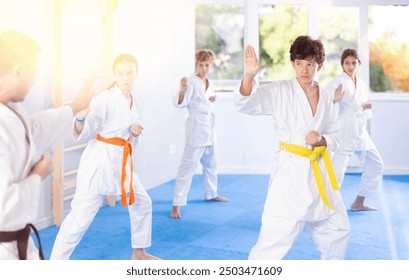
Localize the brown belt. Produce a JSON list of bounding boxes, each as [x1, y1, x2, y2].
[[0, 223, 44, 260]]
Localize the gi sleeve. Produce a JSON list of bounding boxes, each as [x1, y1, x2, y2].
[[29, 105, 74, 149], [234, 80, 274, 115], [74, 93, 105, 141], [321, 96, 340, 152], [324, 75, 343, 113], [174, 77, 193, 109]]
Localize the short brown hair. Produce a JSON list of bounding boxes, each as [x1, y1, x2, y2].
[[195, 49, 215, 64], [340, 48, 361, 66], [289, 35, 325, 64]]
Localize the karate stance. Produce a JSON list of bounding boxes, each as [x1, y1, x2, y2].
[[50, 53, 159, 260], [170, 49, 228, 219], [0, 30, 93, 260], [235, 36, 350, 259], [325, 48, 383, 211]]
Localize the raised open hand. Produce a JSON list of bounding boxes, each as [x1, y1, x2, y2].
[[244, 45, 260, 75], [333, 83, 345, 103]]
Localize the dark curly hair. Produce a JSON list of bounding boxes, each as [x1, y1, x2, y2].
[[289, 35, 325, 64]]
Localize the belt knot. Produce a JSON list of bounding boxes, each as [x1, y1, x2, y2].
[[97, 134, 135, 207]]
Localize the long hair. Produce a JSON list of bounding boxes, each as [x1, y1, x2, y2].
[[340, 48, 361, 66]]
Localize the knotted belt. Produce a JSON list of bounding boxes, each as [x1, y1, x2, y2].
[[0, 223, 44, 260], [97, 134, 135, 207], [280, 141, 340, 210]]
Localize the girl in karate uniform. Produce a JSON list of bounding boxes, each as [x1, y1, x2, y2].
[[325, 49, 383, 211], [50, 54, 159, 260]]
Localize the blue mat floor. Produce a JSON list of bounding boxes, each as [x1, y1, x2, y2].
[[36, 174, 409, 260]]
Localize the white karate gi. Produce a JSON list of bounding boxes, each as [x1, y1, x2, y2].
[[235, 78, 350, 260], [0, 102, 73, 260], [173, 75, 218, 206], [325, 72, 383, 199], [50, 86, 152, 260]]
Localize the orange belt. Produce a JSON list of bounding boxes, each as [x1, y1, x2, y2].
[[97, 134, 135, 207]]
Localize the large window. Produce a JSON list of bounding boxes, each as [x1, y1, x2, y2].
[[317, 7, 359, 85], [195, 4, 244, 88], [369, 4, 409, 93], [195, 1, 409, 95], [258, 5, 308, 81]]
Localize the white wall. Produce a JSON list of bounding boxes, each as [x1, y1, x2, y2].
[[213, 93, 277, 174], [370, 97, 409, 174], [112, 0, 196, 188]]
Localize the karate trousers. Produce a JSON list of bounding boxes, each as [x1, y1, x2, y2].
[[50, 174, 152, 260], [172, 145, 218, 206], [249, 211, 351, 260], [332, 137, 384, 199]]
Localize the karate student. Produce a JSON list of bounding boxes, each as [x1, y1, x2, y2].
[[235, 36, 350, 260], [325, 48, 383, 211], [170, 49, 228, 219], [0, 30, 93, 260], [50, 53, 160, 260]]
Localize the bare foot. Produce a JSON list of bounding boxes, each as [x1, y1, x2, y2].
[[209, 195, 229, 202], [131, 248, 162, 260], [351, 205, 378, 211], [350, 195, 378, 211], [170, 206, 181, 219]]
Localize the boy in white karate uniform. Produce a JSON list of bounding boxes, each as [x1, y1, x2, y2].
[[0, 30, 93, 260], [170, 49, 228, 219], [235, 36, 350, 259]]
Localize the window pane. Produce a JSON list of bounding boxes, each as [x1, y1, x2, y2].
[[369, 5, 409, 93], [258, 5, 308, 81], [195, 4, 244, 84], [317, 7, 359, 85]]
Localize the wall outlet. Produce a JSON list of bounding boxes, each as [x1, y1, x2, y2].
[[168, 144, 176, 155]]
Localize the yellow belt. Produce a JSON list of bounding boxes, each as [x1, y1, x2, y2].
[[280, 141, 339, 210]]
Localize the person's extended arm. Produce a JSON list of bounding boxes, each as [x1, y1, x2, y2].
[[235, 45, 274, 116], [177, 77, 188, 105], [332, 83, 344, 104], [74, 108, 89, 135], [30, 74, 95, 148], [239, 45, 260, 96]]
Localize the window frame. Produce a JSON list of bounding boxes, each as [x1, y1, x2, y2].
[[195, 0, 409, 98]]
